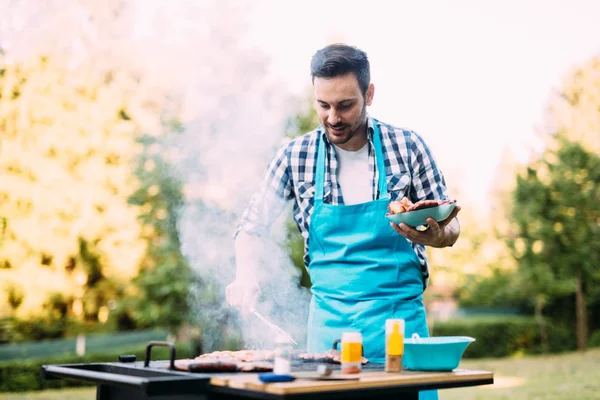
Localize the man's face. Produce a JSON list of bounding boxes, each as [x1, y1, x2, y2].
[[313, 73, 374, 150]]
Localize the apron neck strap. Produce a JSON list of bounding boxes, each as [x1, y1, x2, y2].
[[315, 118, 388, 201]]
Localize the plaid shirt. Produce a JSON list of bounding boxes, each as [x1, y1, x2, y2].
[[236, 116, 450, 287]]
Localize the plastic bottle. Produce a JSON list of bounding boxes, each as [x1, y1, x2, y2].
[[273, 334, 293, 375], [341, 332, 362, 374], [385, 319, 404, 373]]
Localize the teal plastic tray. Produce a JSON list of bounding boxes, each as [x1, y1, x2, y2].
[[403, 335, 475, 371]]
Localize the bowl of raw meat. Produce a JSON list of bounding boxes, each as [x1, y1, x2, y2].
[[385, 197, 457, 227]]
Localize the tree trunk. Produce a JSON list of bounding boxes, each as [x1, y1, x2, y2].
[[534, 294, 548, 354], [575, 268, 587, 351]]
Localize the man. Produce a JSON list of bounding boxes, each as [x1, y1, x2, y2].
[[226, 44, 460, 399]]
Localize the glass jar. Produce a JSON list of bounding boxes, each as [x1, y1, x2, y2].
[[341, 332, 362, 374], [273, 334, 293, 375]]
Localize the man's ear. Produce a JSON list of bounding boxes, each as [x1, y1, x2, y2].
[[366, 83, 375, 106]]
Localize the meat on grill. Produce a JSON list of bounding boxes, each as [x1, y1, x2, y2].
[[174, 348, 369, 372], [195, 350, 275, 363]]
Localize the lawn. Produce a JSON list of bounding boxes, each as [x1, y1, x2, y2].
[[442, 348, 600, 400], [2, 348, 599, 400]]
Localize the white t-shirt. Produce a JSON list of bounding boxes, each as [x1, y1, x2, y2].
[[332, 143, 371, 205]]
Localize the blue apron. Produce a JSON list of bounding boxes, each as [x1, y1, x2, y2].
[[306, 120, 438, 400]]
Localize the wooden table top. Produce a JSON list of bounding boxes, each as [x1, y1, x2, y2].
[[210, 369, 494, 395]]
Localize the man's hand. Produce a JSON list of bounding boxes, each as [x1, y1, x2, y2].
[[225, 280, 261, 316], [390, 204, 461, 247]]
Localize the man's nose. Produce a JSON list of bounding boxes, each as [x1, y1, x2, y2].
[[328, 111, 341, 126]]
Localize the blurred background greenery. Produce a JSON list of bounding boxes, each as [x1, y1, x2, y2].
[[0, 0, 599, 397]]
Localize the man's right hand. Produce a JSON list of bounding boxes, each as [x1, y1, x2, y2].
[[225, 280, 261, 316]]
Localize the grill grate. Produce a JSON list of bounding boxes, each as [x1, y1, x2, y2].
[[145, 360, 385, 374]]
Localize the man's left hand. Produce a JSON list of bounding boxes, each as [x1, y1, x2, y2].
[[390, 204, 461, 247]]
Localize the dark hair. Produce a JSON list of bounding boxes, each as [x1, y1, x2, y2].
[[310, 44, 370, 95]]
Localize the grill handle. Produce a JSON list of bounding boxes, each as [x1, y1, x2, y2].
[[144, 341, 176, 369]]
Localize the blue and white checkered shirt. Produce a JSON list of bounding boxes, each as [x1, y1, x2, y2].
[[236, 116, 450, 287]]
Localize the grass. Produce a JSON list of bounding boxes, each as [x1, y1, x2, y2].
[[441, 348, 600, 400], [0, 387, 94, 400], [1, 349, 599, 400]]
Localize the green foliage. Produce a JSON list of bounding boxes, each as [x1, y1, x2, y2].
[[5, 284, 24, 312], [12, 317, 79, 343], [122, 135, 194, 334], [285, 220, 311, 289], [0, 216, 6, 249], [511, 139, 600, 286], [284, 92, 320, 288], [589, 330, 600, 348], [432, 317, 574, 358], [456, 268, 524, 309], [285, 91, 320, 139]]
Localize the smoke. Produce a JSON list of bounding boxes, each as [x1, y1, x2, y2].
[[141, 1, 313, 351], [1, 0, 313, 351]]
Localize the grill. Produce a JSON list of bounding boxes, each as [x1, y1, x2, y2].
[[41, 341, 493, 400]]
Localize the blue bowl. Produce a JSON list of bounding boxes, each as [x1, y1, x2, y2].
[[385, 203, 457, 228], [403, 336, 475, 371]]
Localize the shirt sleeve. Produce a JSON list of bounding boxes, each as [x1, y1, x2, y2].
[[408, 131, 449, 202], [235, 144, 294, 238]]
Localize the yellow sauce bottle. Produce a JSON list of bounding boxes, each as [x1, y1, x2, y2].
[[385, 319, 404, 372], [341, 332, 362, 374]]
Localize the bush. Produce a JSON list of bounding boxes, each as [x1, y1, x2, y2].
[[0, 341, 195, 393], [589, 330, 600, 348], [431, 316, 574, 358], [0, 329, 169, 361]]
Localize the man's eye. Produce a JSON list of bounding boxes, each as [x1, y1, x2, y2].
[[319, 104, 330, 109], [339, 103, 352, 110]]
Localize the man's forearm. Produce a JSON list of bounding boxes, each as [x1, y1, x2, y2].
[[234, 231, 263, 280]]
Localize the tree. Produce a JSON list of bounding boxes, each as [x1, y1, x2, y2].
[[510, 138, 600, 351], [510, 55, 600, 351], [0, 52, 146, 321], [0, 0, 179, 333]]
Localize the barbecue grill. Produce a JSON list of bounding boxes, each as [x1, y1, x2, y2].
[[41, 341, 493, 400]]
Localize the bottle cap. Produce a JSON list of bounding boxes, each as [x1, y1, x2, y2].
[[342, 332, 362, 343], [386, 319, 405, 335]]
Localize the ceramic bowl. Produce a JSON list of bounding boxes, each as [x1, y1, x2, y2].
[[385, 202, 457, 227]]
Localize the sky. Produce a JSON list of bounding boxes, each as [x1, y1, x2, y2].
[[243, 0, 600, 211]]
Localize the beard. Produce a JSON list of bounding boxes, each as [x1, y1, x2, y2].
[[324, 105, 368, 147]]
